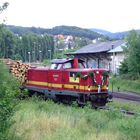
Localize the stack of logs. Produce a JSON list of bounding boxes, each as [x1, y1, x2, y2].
[[1, 59, 30, 84], [9, 61, 30, 84]]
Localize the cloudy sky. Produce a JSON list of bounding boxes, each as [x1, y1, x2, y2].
[[0, 0, 140, 32]]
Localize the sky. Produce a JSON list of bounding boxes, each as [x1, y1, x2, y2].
[[0, 0, 140, 33]]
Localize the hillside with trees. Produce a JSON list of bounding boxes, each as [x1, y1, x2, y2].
[[7, 25, 104, 40], [47, 26, 103, 40], [90, 28, 140, 39], [90, 28, 128, 39]]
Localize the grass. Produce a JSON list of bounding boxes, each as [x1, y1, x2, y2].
[[109, 76, 140, 94], [9, 98, 140, 140], [108, 100, 140, 113]]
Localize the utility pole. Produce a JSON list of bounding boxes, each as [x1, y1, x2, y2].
[[33, 42, 36, 62], [39, 50, 42, 62], [28, 51, 31, 64], [48, 50, 51, 60]]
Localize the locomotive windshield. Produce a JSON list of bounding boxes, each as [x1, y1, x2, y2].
[[50, 63, 62, 70], [50, 58, 86, 70]]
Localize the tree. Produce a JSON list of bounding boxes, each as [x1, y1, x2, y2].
[[120, 30, 140, 78], [0, 62, 19, 140], [0, 25, 16, 58], [127, 30, 140, 76], [0, 2, 9, 14], [0, 3, 20, 139], [0, 2, 9, 23], [119, 59, 129, 74], [20, 33, 54, 62]]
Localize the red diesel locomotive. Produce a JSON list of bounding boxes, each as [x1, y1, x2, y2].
[[24, 58, 112, 108]]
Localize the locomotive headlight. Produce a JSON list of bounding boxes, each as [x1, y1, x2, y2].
[[88, 85, 91, 91], [96, 71, 99, 74]]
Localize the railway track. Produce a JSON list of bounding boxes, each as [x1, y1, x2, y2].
[[112, 91, 140, 102], [99, 106, 140, 116], [97, 91, 140, 116], [105, 91, 140, 116]]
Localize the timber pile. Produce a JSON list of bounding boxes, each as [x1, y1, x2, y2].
[[0, 59, 30, 84], [10, 61, 30, 84]]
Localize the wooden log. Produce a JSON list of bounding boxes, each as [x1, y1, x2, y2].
[[1, 59, 30, 84]]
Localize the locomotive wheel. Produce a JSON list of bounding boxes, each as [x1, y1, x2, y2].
[[77, 94, 86, 107], [91, 99, 106, 109], [56, 95, 73, 105], [77, 100, 85, 107]]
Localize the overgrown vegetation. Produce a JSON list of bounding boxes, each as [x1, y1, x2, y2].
[[9, 98, 140, 140], [0, 4, 20, 139], [0, 61, 20, 140], [109, 76, 140, 94]]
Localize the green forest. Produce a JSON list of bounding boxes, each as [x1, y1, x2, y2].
[[0, 24, 54, 62]]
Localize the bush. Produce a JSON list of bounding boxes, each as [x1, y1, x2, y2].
[[119, 59, 129, 75], [0, 61, 20, 140]]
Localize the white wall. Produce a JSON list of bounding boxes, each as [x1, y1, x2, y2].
[[110, 52, 125, 74]]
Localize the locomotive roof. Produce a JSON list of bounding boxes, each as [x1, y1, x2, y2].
[[64, 68, 107, 72], [51, 58, 85, 64], [51, 59, 70, 64]]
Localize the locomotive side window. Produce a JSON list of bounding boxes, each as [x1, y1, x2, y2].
[[63, 62, 72, 69]]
